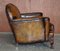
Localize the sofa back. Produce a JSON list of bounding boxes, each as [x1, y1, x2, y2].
[[6, 3, 21, 20], [20, 12, 43, 18]]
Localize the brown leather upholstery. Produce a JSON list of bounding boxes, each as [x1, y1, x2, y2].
[[6, 3, 21, 20], [21, 12, 43, 18], [11, 19, 44, 43], [6, 3, 43, 20], [5, 3, 54, 48]]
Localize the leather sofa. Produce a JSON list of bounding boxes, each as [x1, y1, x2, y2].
[[5, 3, 54, 48]]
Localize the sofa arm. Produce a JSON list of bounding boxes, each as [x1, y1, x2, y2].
[[42, 17, 50, 41], [43, 17, 54, 48]]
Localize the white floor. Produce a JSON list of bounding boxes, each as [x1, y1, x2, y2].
[[0, 33, 60, 51]]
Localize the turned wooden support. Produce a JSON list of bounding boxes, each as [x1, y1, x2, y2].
[[49, 24, 54, 49]]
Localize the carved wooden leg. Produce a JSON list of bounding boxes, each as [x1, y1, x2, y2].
[[49, 24, 54, 49], [49, 33, 54, 49]]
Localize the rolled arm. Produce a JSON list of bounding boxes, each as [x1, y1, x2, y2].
[[42, 17, 50, 41], [42, 17, 54, 48]]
